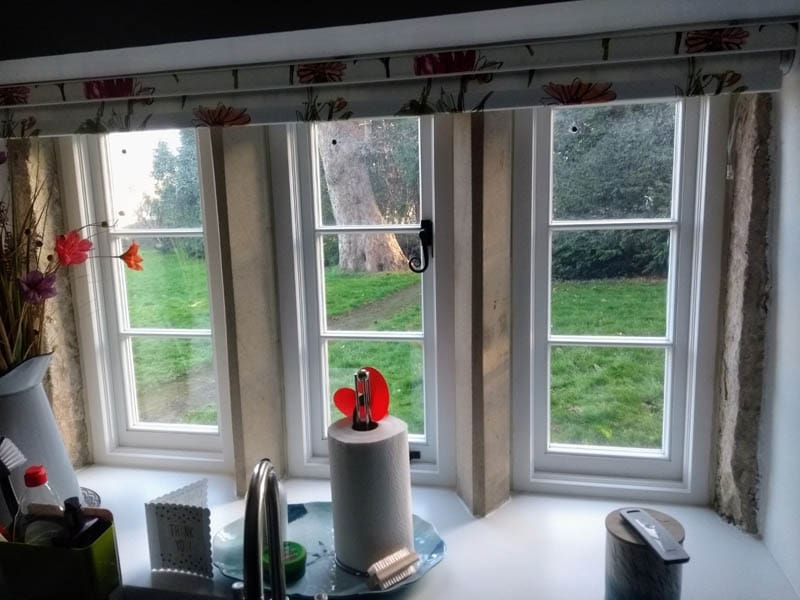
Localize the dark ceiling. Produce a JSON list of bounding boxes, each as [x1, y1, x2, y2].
[[2, 2, 563, 61]]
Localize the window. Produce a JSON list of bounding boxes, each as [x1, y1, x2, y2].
[[63, 130, 233, 469], [512, 98, 726, 499], [272, 117, 454, 484]]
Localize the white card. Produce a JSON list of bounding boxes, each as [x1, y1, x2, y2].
[[145, 479, 213, 578]]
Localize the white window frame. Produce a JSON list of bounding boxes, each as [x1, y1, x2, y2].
[[511, 97, 727, 502], [271, 117, 455, 486], [58, 129, 234, 472]]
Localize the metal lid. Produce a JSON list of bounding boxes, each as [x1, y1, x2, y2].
[[605, 507, 685, 545]]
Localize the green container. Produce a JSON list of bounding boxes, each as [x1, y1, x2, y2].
[[0, 512, 120, 600]]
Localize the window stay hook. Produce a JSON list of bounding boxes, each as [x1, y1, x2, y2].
[[408, 219, 433, 274]]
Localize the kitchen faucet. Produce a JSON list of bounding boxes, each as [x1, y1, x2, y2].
[[237, 458, 286, 600]]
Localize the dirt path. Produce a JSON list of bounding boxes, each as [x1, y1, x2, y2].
[[327, 282, 421, 330]]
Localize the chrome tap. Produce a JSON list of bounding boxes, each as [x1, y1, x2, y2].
[[239, 458, 286, 600]]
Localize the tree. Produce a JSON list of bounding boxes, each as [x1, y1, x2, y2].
[[316, 120, 409, 272], [138, 129, 204, 258], [361, 119, 420, 225], [551, 103, 675, 279]]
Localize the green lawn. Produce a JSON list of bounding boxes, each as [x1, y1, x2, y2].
[[551, 278, 666, 336], [549, 278, 667, 447], [127, 249, 668, 445], [323, 273, 667, 444], [125, 247, 216, 425], [550, 345, 664, 447], [126, 247, 210, 329]]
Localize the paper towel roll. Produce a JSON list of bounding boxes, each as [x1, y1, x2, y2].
[[328, 415, 414, 574]]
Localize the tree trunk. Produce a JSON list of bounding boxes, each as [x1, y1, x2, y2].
[[316, 121, 407, 272]]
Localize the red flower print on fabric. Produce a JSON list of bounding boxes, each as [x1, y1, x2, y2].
[[414, 51, 480, 75], [542, 79, 617, 105], [296, 62, 347, 84], [0, 86, 31, 106], [685, 28, 750, 53], [84, 78, 135, 99], [192, 104, 252, 127], [83, 78, 155, 103]]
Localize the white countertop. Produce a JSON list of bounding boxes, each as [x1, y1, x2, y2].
[[77, 466, 798, 600]]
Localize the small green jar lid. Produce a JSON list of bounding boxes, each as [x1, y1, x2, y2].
[[263, 540, 307, 583]]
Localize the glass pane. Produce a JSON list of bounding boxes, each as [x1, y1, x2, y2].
[[131, 337, 218, 427], [107, 129, 203, 229], [551, 230, 669, 336], [552, 102, 676, 220], [549, 346, 664, 449], [122, 237, 211, 329], [322, 233, 421, 332], [326, 340, 424, 435], [315, 118, 420, 226]]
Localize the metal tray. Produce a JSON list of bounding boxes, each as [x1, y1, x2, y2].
[[213, 501, 445, 598]]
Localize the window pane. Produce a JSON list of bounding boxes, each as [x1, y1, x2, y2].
[[549, 346, 664, 449], [326, 340, 424, 435], [322, 233, 421, 332], [315, 118, 420, 226], [550, 230, 669, 336], [132, 337, 218, 426], [107, 129, 203, 229], [552, 102, 676, 220], [122, 236, 211, 329]]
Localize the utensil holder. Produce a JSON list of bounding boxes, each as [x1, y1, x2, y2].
[[0, 508, 120, 600]]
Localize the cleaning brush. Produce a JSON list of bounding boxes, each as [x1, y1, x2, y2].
[[0, 437, 27, 519], [367, 547, 419, 591]]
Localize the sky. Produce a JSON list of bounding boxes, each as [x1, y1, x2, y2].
[[106, 130, 182, 228]]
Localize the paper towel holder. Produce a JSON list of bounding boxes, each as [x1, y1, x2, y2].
[[352, 369, 378, 432]]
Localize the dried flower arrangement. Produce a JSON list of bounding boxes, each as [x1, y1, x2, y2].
[[0, 143, 142, 374]]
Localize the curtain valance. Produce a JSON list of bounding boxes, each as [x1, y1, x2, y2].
[[1, 19, 796, 138]]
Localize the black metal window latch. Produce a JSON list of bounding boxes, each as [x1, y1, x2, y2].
[[408, 219, 433, 274]]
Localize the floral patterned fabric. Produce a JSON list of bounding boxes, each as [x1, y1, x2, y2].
[[0, 20, 795, 138], [542, 79, 618, 105], [685, 28, 751, 53]]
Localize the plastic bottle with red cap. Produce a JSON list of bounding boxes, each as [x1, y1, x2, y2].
[[12, 465, 66, 545]]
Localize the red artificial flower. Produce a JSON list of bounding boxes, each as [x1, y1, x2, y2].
[[192, 104, 252, 127], [119, 241, 143, 271], [414, 51, 479, 76], [0, 85, 31, 106], [55, 231, 93, 266], [296, 62, 347, 84], [542, 79, 617, 105]]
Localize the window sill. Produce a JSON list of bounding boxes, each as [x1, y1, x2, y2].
[[75, 466, 797, 600]]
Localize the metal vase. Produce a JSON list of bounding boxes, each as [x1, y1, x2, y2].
[[0, 354, 81, 525]]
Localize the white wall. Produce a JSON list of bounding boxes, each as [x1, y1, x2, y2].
[[761, 63, 800, 595]]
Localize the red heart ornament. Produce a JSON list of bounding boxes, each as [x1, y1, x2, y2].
[[333, 387, 356, 420], [332, 366, 390, 421]]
